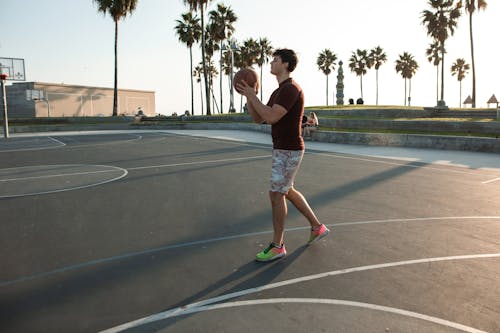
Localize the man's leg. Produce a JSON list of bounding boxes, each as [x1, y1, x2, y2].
[[286, 187, 321, 229], [269, 190, 287, 246]]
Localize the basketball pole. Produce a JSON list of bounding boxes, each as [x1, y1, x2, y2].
[[1, 74, 9, 139]]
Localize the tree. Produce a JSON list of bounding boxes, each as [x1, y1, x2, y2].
[[256, 38, 273, 101], [209, 3, 237, 113], [451, 58, 470, 107], [234, 38, 259, 111], [348, 49, 369, 101], [94, 0, 138, 116], [421, 0, 461, 107], [368, 46, 387, 105], [175, 12, 201, 116], [182, 0, 213, 115], [193, 64, 204, 115], [462, 0, 487, 108], [395, 52, 419, 106], [425, 41, 444, 104], [316, 49, 338, 106]]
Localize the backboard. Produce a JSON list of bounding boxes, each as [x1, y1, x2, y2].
[[26, 89, 45, 101], [0, 57, 25, 81]]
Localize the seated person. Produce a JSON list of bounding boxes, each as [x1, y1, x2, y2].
[[303, 112, 318, 138]]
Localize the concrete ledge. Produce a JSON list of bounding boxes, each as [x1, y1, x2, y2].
[[3, 121, 499, 153]]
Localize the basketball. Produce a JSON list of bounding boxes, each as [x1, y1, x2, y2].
[[233, 68, 259, 94]]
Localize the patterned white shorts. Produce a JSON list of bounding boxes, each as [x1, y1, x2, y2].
[[270, 149, 304, 194]]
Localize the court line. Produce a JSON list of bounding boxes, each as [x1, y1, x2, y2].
[[47, 136, 67, 147], [126, 154, 271, 171], [1, 216, 498, 288], [482, 177, 500, 184], [0, 165, 128, 199], [152, 298, 488, 333], [0, 166, 123, 182], [99, 253, 500, 332]]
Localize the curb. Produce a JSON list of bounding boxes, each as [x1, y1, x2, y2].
[[3, 122, 499, 153]]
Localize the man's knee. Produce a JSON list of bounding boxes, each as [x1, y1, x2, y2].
[[269, 190, 286, 205]]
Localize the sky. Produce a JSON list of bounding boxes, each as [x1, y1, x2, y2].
[[1, 0, 499, 115]]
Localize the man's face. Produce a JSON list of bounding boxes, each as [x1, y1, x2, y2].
[[270, 56, 287, 75]]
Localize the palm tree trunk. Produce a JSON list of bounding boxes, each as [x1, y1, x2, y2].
[[376, 69, 379, 105], [200, 79, 204, 115], [469, 13, 476, 108], [260, 65, 263, 101], [436, 65, 439, 105], [360, 75, 364, 100], [326, 75, 329, 106], [404, 79, 407, 106], [459, 80, 462, 108], [440, 46, 445, 103], [219, 42, 223, 114], [200, 6, 211, 116], [409, 79, 412, 106], [190, 47, 194, 116], [113, 19, 119, 116]]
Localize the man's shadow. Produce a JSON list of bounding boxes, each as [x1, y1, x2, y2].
[[134, 245, 308, 332]]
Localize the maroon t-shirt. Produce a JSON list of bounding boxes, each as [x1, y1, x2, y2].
[[266, 78, 305, 150]]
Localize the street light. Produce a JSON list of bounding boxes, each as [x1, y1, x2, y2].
[[223, 41, 239, 113]]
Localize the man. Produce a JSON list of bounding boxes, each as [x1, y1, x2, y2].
[[237, 49, 330, 262]]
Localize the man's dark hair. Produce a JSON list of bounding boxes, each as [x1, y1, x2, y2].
[[273, 49, 298, 72]]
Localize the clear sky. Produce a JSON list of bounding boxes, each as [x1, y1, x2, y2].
[[1, 0, 498, 115]]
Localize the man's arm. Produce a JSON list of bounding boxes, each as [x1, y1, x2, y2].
[[237, 81, 287, 125], [246, 101, 265, 124]]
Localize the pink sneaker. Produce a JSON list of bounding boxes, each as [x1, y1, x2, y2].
[[308, 224, 330, 245]]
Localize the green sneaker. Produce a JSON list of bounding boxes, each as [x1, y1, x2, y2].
[[255, 243, 286, 262]]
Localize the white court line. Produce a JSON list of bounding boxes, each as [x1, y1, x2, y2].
[[0, 168, 122, 182], [158, 298, 488, 333], [0, 165, 128, 199], [482, 177, 500, 184], [47, 136, 67, 147], [99, 253, 500, 333], [127, 154, 271, 171], [2, 216, 498, 288]]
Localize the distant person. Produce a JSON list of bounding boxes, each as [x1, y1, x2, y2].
[[303, 112, 318, 138], [237, 48, 329, 262], [356, 98, 364, 105], [349, 98, 354, 105]]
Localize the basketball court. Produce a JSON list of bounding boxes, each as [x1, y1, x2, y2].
[[1, 129, 499, 332]]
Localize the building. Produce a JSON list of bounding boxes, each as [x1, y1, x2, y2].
[[5, 82, 155, 118]]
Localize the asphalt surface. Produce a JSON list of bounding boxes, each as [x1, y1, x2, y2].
[[1, 130, 499, 333]]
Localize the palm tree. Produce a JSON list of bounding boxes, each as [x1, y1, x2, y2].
[[425, 41, 444, 104], [182, 0, 213, 115], [93, 0, 138, 116], [234, 39, 259, 111], [451, 58, 470, 107], [368, 46, 387, 105], [204, 23, 220, 112], [256, 38, 273, 101], [348, 49, 369, 101], [462, 0, 487, 108], [395, 52, 419, 106], [175, 12, 201, 116], [421, 0, 461, 107], [193, 64, 204, 115], [209, 3, 237, 113], [316, 49, 338, 106]]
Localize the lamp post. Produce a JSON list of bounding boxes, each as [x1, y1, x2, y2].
[[223, 42, 239, 113]]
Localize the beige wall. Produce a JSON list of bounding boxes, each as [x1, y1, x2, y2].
[[7, 82, 155, 118]]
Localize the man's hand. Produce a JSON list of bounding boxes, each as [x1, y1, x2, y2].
[[236, 79, 258, 98]]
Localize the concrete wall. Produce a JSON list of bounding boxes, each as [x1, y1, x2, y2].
[[5, 82, 156, 118]]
